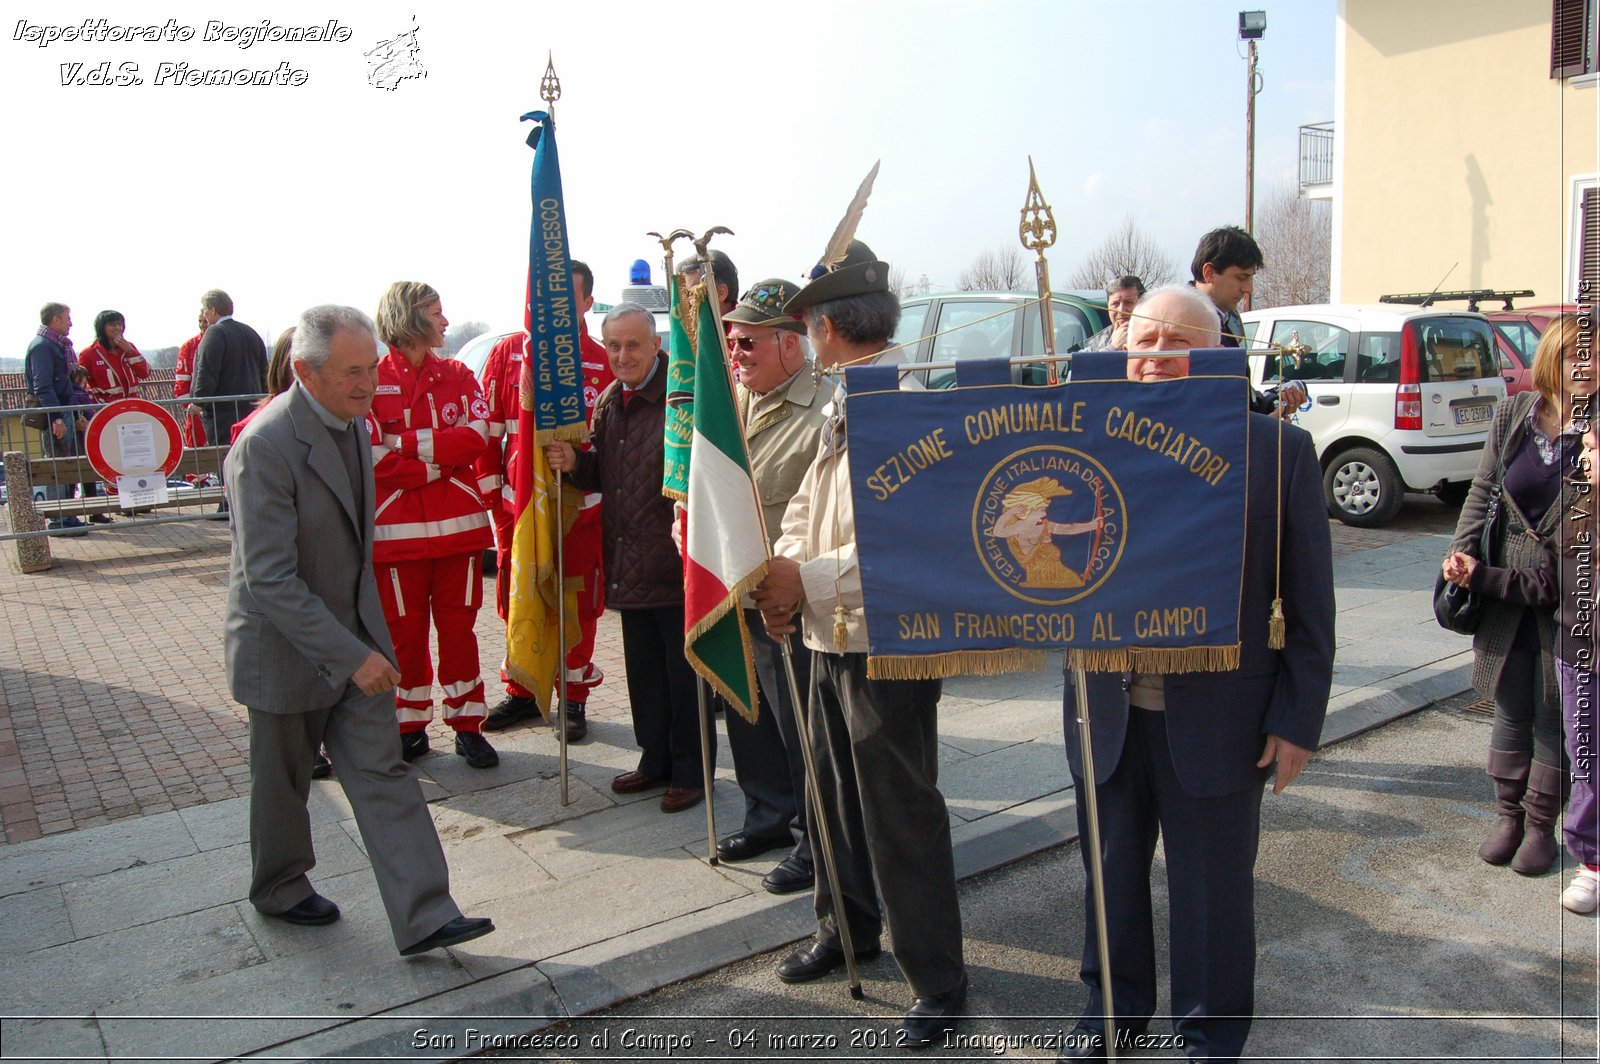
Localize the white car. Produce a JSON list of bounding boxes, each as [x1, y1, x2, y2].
[[1241, 304, 1506, 527]]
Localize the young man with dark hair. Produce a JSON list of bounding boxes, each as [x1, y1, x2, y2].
[[1188, 224, 1264, 347]]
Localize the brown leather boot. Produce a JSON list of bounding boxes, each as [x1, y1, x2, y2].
[[1512, 760, 1568, 876], [1480, 749, 1530, 865]]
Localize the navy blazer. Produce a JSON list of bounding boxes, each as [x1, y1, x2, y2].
[[1064, 413, 1335, 798]]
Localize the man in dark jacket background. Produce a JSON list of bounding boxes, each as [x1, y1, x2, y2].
[[545, 302, 711, 813], [192, 288, 269, 447]]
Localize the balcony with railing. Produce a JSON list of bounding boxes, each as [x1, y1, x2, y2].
[[1298, 121, 1334, 199]]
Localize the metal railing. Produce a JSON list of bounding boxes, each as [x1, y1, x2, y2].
[[2, 393, 263, 544], [1298, 121, 1334, 190]]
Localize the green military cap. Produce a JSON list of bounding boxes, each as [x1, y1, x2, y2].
[[783, 240, 891, 315], [724, 278, 806, 333]]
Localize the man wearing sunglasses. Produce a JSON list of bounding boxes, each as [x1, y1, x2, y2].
[[716, 279, 828, 894]]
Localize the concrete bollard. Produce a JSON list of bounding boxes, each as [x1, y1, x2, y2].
[[3, 451, 52, 573]]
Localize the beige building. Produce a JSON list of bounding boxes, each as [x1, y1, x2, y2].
[[1321, 0, 1597, 306]]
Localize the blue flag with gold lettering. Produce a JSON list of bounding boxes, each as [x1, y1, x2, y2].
[[845, 350, 1251, 679], [520, 109, 585, 443]]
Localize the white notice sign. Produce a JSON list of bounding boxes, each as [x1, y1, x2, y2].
[[117, 422, 159, 472], [116, 474, 168, 510]]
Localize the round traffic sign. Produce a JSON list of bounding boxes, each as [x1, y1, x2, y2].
[[84, 398, 184, 482]]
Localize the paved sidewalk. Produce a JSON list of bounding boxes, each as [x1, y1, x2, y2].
[[0, 500, 1481, 1061]]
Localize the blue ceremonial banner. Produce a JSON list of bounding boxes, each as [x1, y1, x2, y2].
[[520, 109, 585, 443], [845, 350, 1252, 679]]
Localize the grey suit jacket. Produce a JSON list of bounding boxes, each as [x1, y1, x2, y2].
[[224, 385, 394, 714]]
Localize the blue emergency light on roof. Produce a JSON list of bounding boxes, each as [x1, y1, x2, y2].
[[629, 260, 652, 285]]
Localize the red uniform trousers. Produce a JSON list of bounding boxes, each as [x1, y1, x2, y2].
[[495, 506, 605, 705], [377, 552, 488, 734]]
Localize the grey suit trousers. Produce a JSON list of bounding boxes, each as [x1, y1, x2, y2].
[[808, 652, 964, 999], [248, 684, 459, 951]]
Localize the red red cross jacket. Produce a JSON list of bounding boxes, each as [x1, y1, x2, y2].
[[173, 334, 202, 398], [78, 341, 150, 403], [369, 350, 494, 563]]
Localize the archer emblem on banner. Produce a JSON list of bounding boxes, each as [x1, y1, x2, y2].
[[844, 349, 1253, 679]]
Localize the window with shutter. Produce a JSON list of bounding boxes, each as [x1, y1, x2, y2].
[[1552, 0, 1597, 78], [1581, 186, 1599, 303]]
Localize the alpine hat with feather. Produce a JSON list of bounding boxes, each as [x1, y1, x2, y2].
[[782, 161, 889, 315]]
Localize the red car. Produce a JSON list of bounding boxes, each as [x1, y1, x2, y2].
[[1486, 304, 1578, 394]]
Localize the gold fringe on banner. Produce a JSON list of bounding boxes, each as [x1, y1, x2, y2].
[[1063, 645, 1241, 674], [534, 423, 588, 446], [682, 564, 768, 725], [866, 648, 1048, 681]]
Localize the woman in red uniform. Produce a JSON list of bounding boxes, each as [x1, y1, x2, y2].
[[78, 310, 150, 403], [371, 282, 498, 768]]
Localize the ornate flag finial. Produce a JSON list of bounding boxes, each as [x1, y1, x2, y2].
[[648, 229, 695, 256], [693, 226, 734, 260], [540, 53, 561, 107], [1019, 155, 1057, 260]]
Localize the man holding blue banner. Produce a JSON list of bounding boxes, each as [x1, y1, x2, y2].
[[754, 240, 969, 1048], [1057, 287, 1334, 1063]]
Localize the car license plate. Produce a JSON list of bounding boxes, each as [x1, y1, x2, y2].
[[1453, 403, 1493, 426]]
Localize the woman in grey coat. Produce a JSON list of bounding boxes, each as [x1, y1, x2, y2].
[[1442, 325, 1585, 876]]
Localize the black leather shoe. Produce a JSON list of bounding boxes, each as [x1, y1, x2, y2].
[[717, 832, 790, 862], [774, 939, 881, 984], [267, 892, 340, 926], [899, 973, 968, 1049], [1055, 1024, 1110, 1062], [311, 749, 333, 780], [400, 915, 495, 956], [401, 730, 429, 762], [455, 731, 499, 768], [562, 700, 588, 742], [484, 694, 539, 732], [762, 854, 815, 895], [87, 513, 113, 524]]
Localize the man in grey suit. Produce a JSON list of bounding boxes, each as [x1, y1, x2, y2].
[[225, 304, 493, 957]]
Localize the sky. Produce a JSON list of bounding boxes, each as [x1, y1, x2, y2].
[[2, 0, 1336, 352]]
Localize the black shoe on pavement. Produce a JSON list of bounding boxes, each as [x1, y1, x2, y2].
[[455, 731, 499, 769], [401, 730, 429, 762], [899, 973, 969, 1048], [717, 832, 790, 862], [762, 853, 815, 894], [87, 513, 113, 524], [484, 694, 539, 732], [311, 749, 333, 779], [265, 892, 340, 926], [774, 939, 882, 984], [562, 700, 589, 742], [400, 915, 495, 956]]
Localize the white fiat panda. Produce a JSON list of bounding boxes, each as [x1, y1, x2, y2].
[[1241, 304, 1506, 527]]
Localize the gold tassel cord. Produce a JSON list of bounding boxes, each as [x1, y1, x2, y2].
[[1268, 401, 1287, 651]]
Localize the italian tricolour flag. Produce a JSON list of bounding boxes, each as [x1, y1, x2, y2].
[[681, 285, 766, 722]]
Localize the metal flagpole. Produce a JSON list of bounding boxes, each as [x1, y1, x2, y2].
[[538, 56, 573, 808], [778, 638, 864, 999], [690, 228, 735, 866], [1020, 159, 1117, 1058]]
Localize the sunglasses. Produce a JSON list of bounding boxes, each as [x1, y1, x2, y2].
[[727, 334, 770, 354]]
